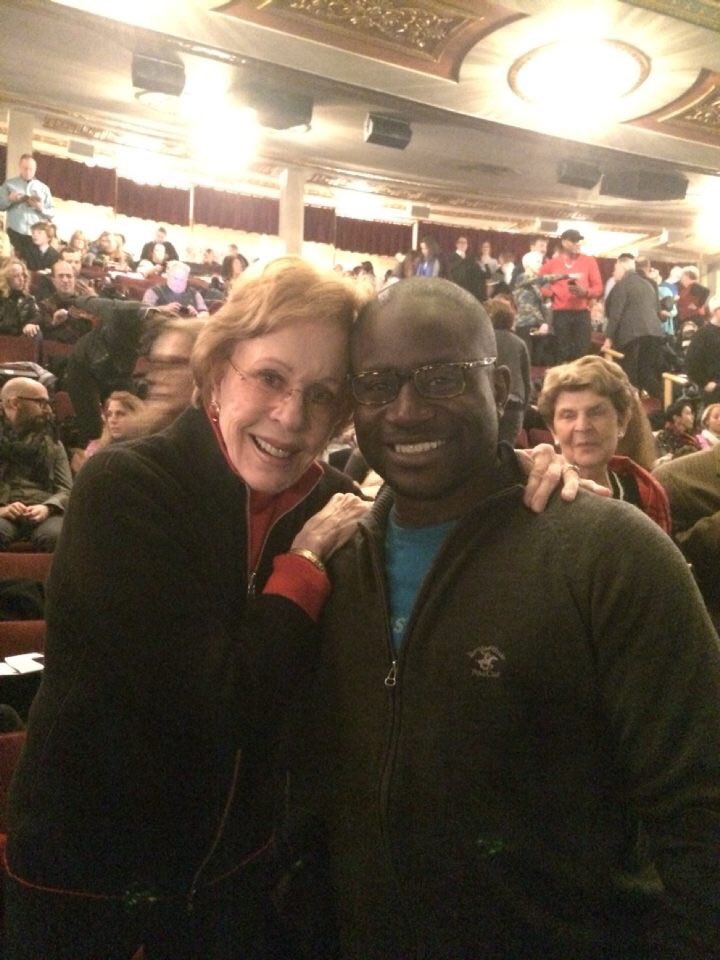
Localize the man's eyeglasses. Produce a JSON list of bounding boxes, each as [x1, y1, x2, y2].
[[228, 358, 343, 417], [350, 359, 496, 406], [16, 396, 52, 408]]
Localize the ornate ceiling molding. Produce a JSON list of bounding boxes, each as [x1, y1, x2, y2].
[[216, 0, 525, 80], [629, 68, 720, 147], [623, 0, 720, 32]]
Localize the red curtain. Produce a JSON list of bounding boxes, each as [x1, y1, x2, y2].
[[304, 205, 335, 244], [35, 153, 116, 207], [335, 217, 412, 257], [116, 178, 190, 226], [194, 187, 279, 234]]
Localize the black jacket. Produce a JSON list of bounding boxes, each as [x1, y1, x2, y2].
[[686, 321, 720, 389], [605, 271, 663, 347], [292, 473, 720, 959], [0, 290, 40, 335], [7, 406, 354, 902]]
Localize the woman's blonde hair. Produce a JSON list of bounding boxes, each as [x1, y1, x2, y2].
[[538, 355, 634, 423], [191, 257, 363, 403], [0, 258, 30, 299], [701, 403, 720, 431]]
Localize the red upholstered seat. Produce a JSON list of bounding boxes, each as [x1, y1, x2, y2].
[[0, 553, 52, 584], [514, 429, 529, 449], [41, 340, 74, 361], [0, 621, 46, 659], [527, 428, 556, 448], [0, 336, 39, 363], [52, 390, 75, 421], [0, 731, 25, 836]]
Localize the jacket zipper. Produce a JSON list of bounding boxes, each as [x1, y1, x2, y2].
[[368, 535, 419, 955]]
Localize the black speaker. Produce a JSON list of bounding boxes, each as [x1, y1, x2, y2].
[[599, 170, 688, 201], [132, 52, 185, 97], [243, 86, 313, 130], [557, 160, 601, 190], [364, 114, 412, 150]]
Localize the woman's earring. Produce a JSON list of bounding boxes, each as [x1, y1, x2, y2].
[[209, 399, 221, 423]]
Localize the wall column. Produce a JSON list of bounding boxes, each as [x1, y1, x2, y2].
[[278, 166, 307, 256], [6, 110, 37, 174]]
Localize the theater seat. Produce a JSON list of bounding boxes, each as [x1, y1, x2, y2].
[[0, 621, 46, 659], [0, 336, 39, 363], [0, 553, 52, 585], [527, 428, 556, 448], [52, 390, 75, 422], [0, 730, 26, 939]]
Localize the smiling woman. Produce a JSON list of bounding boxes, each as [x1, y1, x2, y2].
[[4, 257, 370, 960]]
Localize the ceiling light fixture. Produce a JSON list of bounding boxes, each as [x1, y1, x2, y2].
[[508, 39, 650, 111]]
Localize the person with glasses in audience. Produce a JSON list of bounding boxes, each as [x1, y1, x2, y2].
[[0, 376, 71, 551], [287, 277, 720, 960], [4, 261, 579, 960]]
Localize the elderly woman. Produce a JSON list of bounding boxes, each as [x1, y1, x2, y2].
[[0, 257, 41, 337], [5, 260, 579, 960], [538, 354, 670, 531]]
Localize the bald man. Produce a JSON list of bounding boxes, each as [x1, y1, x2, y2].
[[291, 278, 720, 959], [0, 377, 72, 551]]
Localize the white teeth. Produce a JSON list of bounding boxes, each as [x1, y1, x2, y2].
[[254, 436, 293, 459], [393, 440, 446, 455]]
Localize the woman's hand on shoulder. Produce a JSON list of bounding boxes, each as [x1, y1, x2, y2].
[[519, 444, 610, 513], [291, 492, 370, 561]]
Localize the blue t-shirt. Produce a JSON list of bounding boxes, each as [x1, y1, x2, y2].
[[385, 511, 455, 653]]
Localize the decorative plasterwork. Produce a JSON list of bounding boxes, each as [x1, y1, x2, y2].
[[216, 0, 525, 80], [629, 68, 720, 146], [623, 0, 720, 32]]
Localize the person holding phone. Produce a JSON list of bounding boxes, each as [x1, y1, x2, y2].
[[539, 229, 602, 362]]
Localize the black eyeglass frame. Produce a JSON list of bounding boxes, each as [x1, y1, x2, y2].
[[350, 358, 496, 406]]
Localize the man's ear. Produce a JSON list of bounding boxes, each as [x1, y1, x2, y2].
[[493, 365, 511, 414]]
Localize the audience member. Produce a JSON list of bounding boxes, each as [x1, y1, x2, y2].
[[655, 397, 701, 459], [654, 444, 720, 618], [0, 154, 54, 262], [0, 376, 71, 551], [415, 236, 443, 277], [84, 391, 146, 459], [221, 253, 249, 291], [0, 259, 41, 338], [498, 250, 516, 286], [138, 314, 205, 433], [291, 277, 720, 960], [66, 229, 88, 257], [686, 294, 720, 405], [484, 298, 530, 445], [136, 241, 170, 278], [478, 239, 498, 276], [510, 234, 546, 287], [447, 235, 485, 300], [539, 355, 670, 529], [697, 403, 720, 449], [201, 248, 221, 273], [23, 222, 59, 272], [539, 229, 602, 361], [0, 229, 14, 270], [513, 251, 568, 366], [63, 298, 149, 445], [677, 267, 710, 325], [603, 256, 664, 398], [142, 261, 208, 316], [139, 224, 179, 263], [38, 260, 96, 344]]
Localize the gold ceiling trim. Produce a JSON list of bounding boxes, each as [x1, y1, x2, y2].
[[623, 0, 720, 32], [629, 68, 720, 146], [216, 0, 525, 80]]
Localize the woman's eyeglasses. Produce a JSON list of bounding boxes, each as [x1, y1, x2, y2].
[[228, 358, 343, 417], [350, 359, 495, 406]]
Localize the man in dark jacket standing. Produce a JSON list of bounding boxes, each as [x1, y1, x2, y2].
[[686, 294, 720, 405], [446, 235, 485, 301], [603, 257, 665, 398], [292, 278, 720, 960]]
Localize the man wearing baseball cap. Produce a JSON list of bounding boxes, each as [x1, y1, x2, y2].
[[539, 229, 602, 362]]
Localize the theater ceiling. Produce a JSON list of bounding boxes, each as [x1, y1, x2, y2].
[[1, 0, 720, 257]]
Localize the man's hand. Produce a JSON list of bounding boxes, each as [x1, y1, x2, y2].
[[52, 308, 69, 326], [569, 283, 587, 297], [7, 190, 24, 203], [704, 381, 717, 393], [519, 444, 611, 513], [22, 323, 40, 337], [602, 338, 613, 352], [24, 505, 50, 524], [27, 195, 42, 209], [0, 502, 27, 520]]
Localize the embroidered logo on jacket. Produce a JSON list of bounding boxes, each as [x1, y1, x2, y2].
[[467, 645, 505, 678]]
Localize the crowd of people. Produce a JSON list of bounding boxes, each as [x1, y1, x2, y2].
[[0, 157, 718, 960]]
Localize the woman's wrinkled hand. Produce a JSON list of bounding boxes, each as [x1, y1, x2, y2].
[[291, 492, 370, 561], [519, 444, 610, 513]]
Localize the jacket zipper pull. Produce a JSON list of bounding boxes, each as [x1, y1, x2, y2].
[[247, 571, 257, 598], [384, 660, 398, 688]]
